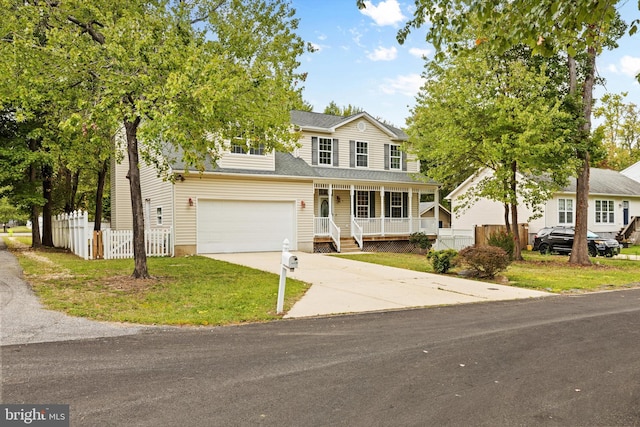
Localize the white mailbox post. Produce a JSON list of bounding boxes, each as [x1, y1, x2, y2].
[[277, 239, 298, 314]]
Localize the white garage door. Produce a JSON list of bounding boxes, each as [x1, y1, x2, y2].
[[197, 200, 296, 253]]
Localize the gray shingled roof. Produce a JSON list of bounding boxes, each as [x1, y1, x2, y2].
[[171, 151, 436, 185], [560, 168, 640, 196], [290, 110, 408, 140]]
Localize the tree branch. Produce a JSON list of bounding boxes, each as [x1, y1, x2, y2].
[[67, 15, 105, 45]]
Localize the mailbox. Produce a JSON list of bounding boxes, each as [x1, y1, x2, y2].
[[282, 252, 298, 271]]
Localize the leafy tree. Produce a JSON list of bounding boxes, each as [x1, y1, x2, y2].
[[408, 44, 576, 260], [0, 195, 26, 232], [323, 101, 364, 116], [2, 0, 308, 278], [593, 92, 640, 170], [359, 0, 629, 265]]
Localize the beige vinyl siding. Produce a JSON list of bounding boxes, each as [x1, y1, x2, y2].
[[173, 175, 314, 251], [216, 151, 276, 171], [297, 118, 418, 172], [139, 161, 174, 230], [110, 157, 133, 230]]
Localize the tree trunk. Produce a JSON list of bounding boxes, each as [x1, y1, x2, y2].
[[503, 203, 511, 234], [569, 47, 596, 266], [63, 167, 80, 213], [30, 205, 41, 248], [125, 117, 150, 279], [41, 163, 54, 247], [510, 161, 522, 261], [94, 159, 108, 232]]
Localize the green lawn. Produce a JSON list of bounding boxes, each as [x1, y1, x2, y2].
[[3, 236, 309, 326], [337, 251, 640, 293]]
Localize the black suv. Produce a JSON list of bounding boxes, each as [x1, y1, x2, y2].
[[535, 226, 620, 257]]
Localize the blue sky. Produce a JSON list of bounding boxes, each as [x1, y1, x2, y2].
[[291, 0, 640, 129]]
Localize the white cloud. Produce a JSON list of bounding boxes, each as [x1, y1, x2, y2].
[[408, 47, 431, 59], [380, 73, 425, 97], [620, 56, 640, 78], [359, 0, 405, 26], [310, 42, 323, 52], [606, 64, 618, 73], [368, 46, 398, 61]]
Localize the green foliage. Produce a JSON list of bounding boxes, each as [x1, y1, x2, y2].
[[323, 101, 364, 117], [593, 92, 640, 170], [487, 230, 515, 260], [458, 246, 511, 279], [427, 249, 458, 274], [409, 232, 433, 250]]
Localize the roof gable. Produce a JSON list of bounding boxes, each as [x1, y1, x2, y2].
[[290, 110, 407, 140]]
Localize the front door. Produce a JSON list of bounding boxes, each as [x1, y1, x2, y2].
[[319, 196, 329, 218], [623, 201, 629, 225]]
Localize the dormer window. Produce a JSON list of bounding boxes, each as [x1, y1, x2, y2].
[[231, 143, 265, 156]]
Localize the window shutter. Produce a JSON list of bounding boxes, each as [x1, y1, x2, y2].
[[401, 152, 407, 171], [384, 144, 390, 170], [349, 140, 355, 168], [403, 192, 409, 217], [384, 192, 390, 217], [332, 139, 339, 167], [369, 191, 376, 218], [311, 137, 318, 165]]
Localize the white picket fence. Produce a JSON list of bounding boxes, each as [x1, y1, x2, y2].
[[434, 228, 475, 251], [52, 211, 173, 260]]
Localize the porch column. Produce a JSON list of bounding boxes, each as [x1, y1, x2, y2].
[[380, 186, 385, 237], [409, 188, 413, 234], [328, 184, 333, 220], [350, 185, 355, 236], [434, 188, 440, 235]]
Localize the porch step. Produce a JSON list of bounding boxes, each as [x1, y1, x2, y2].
[[339, 239, 361, 253]]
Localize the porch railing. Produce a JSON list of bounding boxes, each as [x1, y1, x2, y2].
[[351, 218, 363, 249], [329, 219, 341, 252]]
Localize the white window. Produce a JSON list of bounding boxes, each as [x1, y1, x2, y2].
[[390, 145, 401, 170], [595, 200, 614, 223], [356, 141, 368, 167], [319, 138, 332, 165], [356, 191, 369, 218], [558, 198, 573, 224], [231, 143, 265, 155], [156, 207, 163, 226], [390, 192, 403, 218]]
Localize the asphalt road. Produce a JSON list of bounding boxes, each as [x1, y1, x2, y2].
[[3, 289, 640, 426]]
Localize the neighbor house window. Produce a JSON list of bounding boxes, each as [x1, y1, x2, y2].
[[356, 141, 368, 167], [390, 145, 401, 170], [356, 191, 369, 218], [558, 198, 574, 224], [156, 207, 163, 226], [595, 200, 614, 223], [390, 192, 403, 218], [319, 138, 333, 165]]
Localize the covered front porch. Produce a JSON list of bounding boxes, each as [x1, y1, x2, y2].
[[313, 182, 440, 252]]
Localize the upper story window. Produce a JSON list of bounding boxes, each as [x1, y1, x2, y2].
[[558, 198, 574, 224], [390, 145, 402, 170], [230, 143, 265, 155], [318, 138, 333, 165], [595, 200, 614, 223], [356, 141, 368, 167]]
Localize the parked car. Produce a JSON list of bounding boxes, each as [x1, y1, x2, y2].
[[532, 227, 554, 251], [536, 226, 620, 257]]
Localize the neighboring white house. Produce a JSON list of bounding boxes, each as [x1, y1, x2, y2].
[[111, 110, 442, 255], [621, 161, 640, 183], [447, 167, 640, 241]]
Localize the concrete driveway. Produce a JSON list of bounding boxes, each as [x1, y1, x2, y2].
[[203, 252, 551, 318]]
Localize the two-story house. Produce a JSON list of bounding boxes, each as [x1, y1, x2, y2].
[[110, 110, 441, 255]]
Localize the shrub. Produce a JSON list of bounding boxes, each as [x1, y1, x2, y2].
[[427, 249, 458, 274], [487, 230, 515, 260], [458, 245, 511, 279], [409, 232, 433, 250]]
